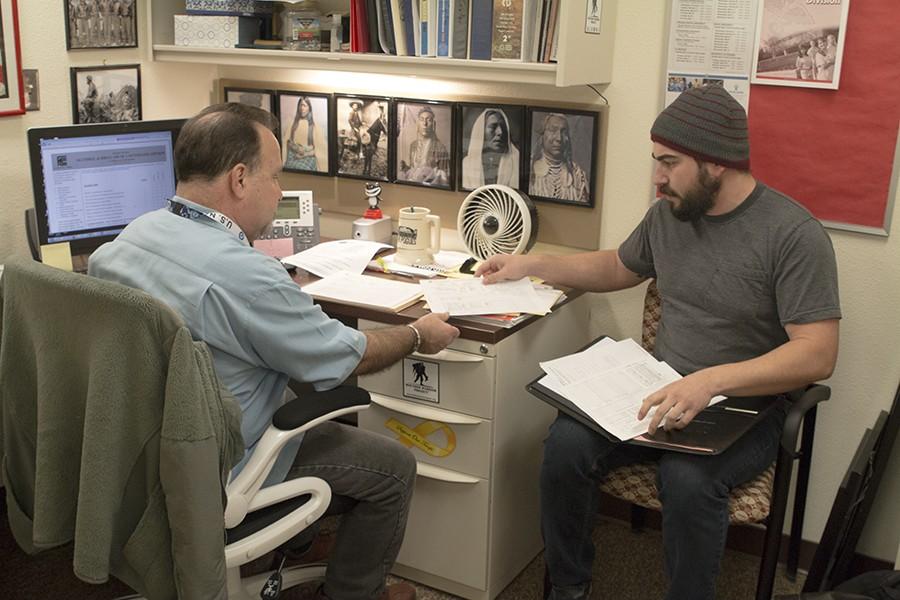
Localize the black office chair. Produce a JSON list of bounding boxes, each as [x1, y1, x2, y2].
[[544, 280, 831, 600], [24, 208, 40, 260], [0, 257, 370, 599]]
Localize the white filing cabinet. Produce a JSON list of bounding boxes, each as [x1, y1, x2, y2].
[[358, 295, 591, 599]]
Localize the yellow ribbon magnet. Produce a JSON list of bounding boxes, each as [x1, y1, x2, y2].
[[386, 418, 457, 458]]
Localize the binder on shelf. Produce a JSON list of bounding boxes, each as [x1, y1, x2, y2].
[[491, 0, 523, 61], [390, 0, 407, 55], [435, 0, 451, 57], [398, 0, 417, 56], [468, 0, 493, 60], [366, 0, 384, 53], [376, 0, 397, 54], [450, 0, 469, 59]]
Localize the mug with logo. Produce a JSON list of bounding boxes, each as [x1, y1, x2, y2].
[[395, 206, 441, 265]]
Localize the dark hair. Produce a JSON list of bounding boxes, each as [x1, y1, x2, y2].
[[175, 103, 278, 182]]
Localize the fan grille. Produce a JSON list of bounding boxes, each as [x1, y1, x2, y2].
[[459, 186, 537, 260]]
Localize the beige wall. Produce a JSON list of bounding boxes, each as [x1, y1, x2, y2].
[[1, 2, 898, 563]]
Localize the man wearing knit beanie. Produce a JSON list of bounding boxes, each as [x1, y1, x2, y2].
[[477, 85, 841, 600]]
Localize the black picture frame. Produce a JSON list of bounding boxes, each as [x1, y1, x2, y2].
[[333, 94, 392, 182], [524, 107, 599, 208], [64, 0, 138, 50], [277, 91, 333, 176], [392, 98, 454, 190], [455, 102, 525, 192], [70, 64, 141, 124], [224, 87, 277, 117]]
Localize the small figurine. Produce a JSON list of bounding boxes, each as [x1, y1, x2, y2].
[[364, 182, 384, 219]]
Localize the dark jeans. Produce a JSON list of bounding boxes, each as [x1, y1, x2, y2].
[[541, 402, 787, 600], [287, 421, 417, 600]]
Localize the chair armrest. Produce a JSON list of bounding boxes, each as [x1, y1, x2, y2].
[[225, 385, 370, 527], [780, 384, 831, 454]]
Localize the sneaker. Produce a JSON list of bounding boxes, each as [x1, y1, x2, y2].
[[378, 582, 416, 600], [548, 582, 591, 600]]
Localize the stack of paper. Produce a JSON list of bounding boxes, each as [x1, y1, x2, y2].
[[419, 277, 561, 316], [538, 338, 725, 441], [301, 271, 423, 312], [283, 240, 391, 278]]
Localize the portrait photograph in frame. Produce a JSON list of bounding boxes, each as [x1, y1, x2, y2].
[[456, 102, 524, 192], [751, 0, 850, 90], [525, 107, 599, 208], [65, 0, 138, 50], [0, 0, 25, 117], [278, 91, 331, 176], [225, 87, 276, 116], [393, 99, 454, 190], [334, 94, 391, 182], [70, 64, 141, 124]]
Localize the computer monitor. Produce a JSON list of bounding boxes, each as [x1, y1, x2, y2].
[[27, 119, 185, 256]]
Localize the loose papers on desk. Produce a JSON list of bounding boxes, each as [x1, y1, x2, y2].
[[538, 338, 725, 441], [282, 240, 391, 278], [419, 277, 560, 316], [301, 271, 423, 312]]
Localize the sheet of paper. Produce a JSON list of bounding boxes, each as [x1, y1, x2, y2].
[[282, 240, 391, 278], [419, 277, 548, 316], [540, 338, 646, 386], [540, 337, 727, 440], [301, 271, 422, 311], [40, 242, 74, 272]]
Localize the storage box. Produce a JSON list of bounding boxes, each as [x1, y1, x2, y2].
[[185, 0, 273, 16], [174, 14, 262, 49]]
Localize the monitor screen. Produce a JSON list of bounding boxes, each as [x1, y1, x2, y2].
[[28, 119, 185, 255]]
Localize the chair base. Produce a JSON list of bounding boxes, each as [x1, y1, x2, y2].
[[226, 563, 327, 600]]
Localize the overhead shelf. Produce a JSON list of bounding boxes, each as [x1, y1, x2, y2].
[[149, 0, 617, 87]]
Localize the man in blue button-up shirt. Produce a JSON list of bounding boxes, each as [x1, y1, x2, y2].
[[90, 103, 459, 600]]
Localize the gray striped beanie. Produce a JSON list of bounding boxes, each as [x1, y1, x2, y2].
[[651, 85, 750, 170]]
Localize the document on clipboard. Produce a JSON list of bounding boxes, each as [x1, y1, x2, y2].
[[527, 336, 776, 455]]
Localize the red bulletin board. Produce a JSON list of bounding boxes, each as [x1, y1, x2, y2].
[[748, 0, 900, 234]]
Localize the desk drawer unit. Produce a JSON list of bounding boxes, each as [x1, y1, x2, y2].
[[394, 465, 490, 591], [360, 393, 492, 479], [358, 321, 497, 419], [357, 297, 592, 599]]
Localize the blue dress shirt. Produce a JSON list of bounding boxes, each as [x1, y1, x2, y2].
[[89, 197, 367, 485]]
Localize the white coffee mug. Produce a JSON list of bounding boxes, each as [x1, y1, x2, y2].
[[395, 206, 441, 265]]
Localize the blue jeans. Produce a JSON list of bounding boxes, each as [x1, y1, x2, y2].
[[541, 401, 787, 600], [287, 421, 417, 600]]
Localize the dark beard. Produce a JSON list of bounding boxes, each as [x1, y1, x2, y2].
[[664, 169, 721, 222]]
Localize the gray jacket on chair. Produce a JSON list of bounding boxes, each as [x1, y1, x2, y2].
[[0, 257, 244, 600]]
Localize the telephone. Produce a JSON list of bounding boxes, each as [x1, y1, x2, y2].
[[253, 191, 320, 259]]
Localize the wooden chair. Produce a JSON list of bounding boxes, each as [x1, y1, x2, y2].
[[596, 280, 830, 600]]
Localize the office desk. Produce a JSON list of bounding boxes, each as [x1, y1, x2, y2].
[[293, 270, 592, 599]]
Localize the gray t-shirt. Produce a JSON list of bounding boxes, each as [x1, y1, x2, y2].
[[618, 183, 841, 376]]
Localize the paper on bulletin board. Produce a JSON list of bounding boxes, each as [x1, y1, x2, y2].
[[748, 0, 900, 233], [663, 0, 759, 112]]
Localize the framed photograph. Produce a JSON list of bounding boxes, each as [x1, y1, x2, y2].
[[525, 108, 599, 207], [278, 91, 331, 176], [393, 99, 454, 190], [456, 103, 525, 192], [70, 64, 141, 124], [65, 0, 138, 50], [0, 0, 25, 117], [23, 68, 38, 111], [751, 0, 850, 90], [334, 94, 391, 181], [225, 87, 276, 116]]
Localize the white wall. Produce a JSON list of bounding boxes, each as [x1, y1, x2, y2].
[[1, 1, 897, 564]]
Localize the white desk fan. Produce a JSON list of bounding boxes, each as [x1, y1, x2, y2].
[[457, 185, 538, 260]]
